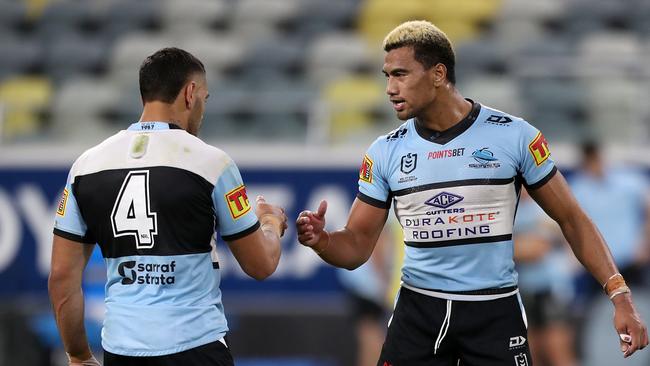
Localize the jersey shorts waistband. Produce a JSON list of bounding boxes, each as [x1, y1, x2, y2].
[[401, 282, 519, 301]]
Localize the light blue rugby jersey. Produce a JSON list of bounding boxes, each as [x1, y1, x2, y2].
[[357, 101, 556, 292], [54, 122, 259, 356]]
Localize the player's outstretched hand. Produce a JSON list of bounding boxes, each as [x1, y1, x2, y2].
[[613, 294, 649, 358], [256, 195, 288, 237], [296, 200, 327, 247]]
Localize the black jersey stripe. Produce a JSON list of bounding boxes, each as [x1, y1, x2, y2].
[[524, 166, 558, 190], [73, 166, 217, 259], [221, 221, 260, 242], [53, 228, 96, 244], [404, 234, 512, 248], [356, 192, 392, 209], [392, 178, 515, 197]]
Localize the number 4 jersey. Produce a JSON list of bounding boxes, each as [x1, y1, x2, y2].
[[53, 122, 259, 356], [358, 101, 556, 294]]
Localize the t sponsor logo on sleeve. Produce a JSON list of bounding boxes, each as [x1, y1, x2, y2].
[[359, 155, 373, 183], [528, 131, 550, 166], [469, 148, 501, 168], [225, 185, 251, 219], [56, 188, 69, 216]]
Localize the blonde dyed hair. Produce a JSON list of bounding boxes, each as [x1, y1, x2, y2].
[[382, 20, 456, 83]]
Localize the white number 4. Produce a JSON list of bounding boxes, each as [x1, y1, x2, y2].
[[111, 170, 158, 248]]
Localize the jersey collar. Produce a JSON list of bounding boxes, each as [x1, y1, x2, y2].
[[127, 122, 184, 131], [414, 99, 481, 145]]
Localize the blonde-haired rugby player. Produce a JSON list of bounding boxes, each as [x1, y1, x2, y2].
[[297, 20, 647, 365]]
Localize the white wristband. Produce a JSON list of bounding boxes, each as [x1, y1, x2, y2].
[[67, 354, 100, 366]]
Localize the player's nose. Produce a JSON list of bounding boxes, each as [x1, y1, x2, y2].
[[386, 78, 398, 96]]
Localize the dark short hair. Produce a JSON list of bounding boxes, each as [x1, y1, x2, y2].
[[383, 21, 456, 84], [581, 140, 601, 159], [139, 47, 205, 103]]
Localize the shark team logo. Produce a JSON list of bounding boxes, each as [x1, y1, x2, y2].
[[469, 147, 501, 169]]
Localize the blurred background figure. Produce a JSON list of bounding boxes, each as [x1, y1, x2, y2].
[[336, 228, 390, 366], [514, 189, 577, 366], [568, 141, 650, 366], [570, 141, 650, 297]]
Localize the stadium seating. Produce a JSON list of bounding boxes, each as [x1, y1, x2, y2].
[[161, 0, 229, 31], [43, 33, 109, 81], [322, 76, 385, 142], [0, 36, 43, 79], [1, 0, 649, 145], [0, 76, 51, 141], [50, 77, 121, 141], [305, 32, 375, 85], [459, 76, 523, 117]]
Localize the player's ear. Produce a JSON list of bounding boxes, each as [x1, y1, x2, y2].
[[432, 63, 447, 87], [184, 81, 196, 109]]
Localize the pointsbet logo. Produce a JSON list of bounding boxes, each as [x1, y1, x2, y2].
[[117, 260, 177, 285]]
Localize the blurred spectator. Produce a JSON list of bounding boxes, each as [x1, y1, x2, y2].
[[336, 227, 394, 366], [514, 189, 577, 366], [569, 141, 650, 300], [569, 141, 650, 365]]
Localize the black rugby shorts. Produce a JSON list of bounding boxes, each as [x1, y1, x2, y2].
[[377, 286, 532, 366], [104, 339, 233, 366]]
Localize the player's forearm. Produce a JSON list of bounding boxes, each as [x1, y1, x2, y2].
[[560, 213, 618, 286], [258, 228, 282, 278], [313, 228, 374, 270], [48, 279, 92, 360]]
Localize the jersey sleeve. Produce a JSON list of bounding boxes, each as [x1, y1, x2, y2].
[[357, 139, 391, 209], [518, 121, 557, 189], [53, 171, 94, 243], [212, 159, 259, 241]]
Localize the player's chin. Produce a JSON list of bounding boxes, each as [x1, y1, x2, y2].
[[395, 110, 414, 121]]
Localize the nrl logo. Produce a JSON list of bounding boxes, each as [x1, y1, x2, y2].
[[400, 153, 417, 174], [514, 353, 529, 366]]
